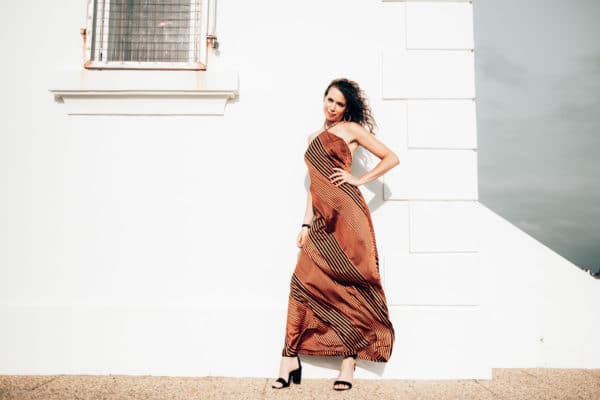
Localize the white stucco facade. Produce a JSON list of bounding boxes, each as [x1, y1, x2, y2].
[[1, 0, 598, 380]]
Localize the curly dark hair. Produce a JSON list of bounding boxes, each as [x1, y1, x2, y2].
[[324, 78, 377, 135]]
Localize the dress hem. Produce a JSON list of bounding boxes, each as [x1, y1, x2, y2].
[[292, 348, 392, 363]]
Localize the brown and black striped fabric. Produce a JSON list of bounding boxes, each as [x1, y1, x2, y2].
[[281, 129, 395, 362]]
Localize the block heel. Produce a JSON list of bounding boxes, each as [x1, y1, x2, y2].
[[290, 365, 302, 384]]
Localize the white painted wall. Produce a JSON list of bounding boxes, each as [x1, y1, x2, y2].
[[478, 202, 600, 368], [1, 0, 597, 380]]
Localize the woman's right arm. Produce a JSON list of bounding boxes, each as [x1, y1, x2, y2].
[[297, 186, 313, 248], [298, 131, 319, 248]]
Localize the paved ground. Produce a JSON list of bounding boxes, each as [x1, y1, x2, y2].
[[1, 369, 599, 399]]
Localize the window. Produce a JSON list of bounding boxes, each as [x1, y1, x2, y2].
[[84, 0, 211, 70]]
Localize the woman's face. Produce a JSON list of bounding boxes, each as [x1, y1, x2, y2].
[[323, 86, 347, 123]]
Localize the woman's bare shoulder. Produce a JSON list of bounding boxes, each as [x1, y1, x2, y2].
[[335, 121, 367, 143], [342, 121, 368, 135]]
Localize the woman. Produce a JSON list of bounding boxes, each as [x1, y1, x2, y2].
[[272, 78, 399, 391]]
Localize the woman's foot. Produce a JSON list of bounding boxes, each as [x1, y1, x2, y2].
[[271, 355, 301, 389], [333, 354, 357, 390]]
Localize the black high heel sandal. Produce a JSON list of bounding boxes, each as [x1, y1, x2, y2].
[[333, 354, 357, 391], [271, 355, 302, 389]]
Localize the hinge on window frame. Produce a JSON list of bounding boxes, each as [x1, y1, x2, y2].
[[207, 35, 219, 50]]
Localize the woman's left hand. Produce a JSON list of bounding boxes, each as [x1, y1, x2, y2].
[[329, 168, 362, 187]]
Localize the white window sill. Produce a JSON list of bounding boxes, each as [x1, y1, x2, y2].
[[49, 70, 239, 116]]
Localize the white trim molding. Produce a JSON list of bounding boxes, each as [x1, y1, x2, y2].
[[50, 70, 239, 116]]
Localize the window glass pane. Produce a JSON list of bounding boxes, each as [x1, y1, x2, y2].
[[91, 0, 201, 63]]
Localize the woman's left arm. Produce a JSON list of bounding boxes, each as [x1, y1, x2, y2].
[[329, 123, 400, 187]]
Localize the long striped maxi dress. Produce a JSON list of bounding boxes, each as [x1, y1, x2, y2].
[[281, 129, 395, 362]]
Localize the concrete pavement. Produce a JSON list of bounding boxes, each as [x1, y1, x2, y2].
[[1, 369, 599, 399]]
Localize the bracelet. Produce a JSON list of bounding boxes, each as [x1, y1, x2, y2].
[[301, 223, 311, 229]]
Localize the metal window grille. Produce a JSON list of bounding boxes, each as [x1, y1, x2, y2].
[[85, 0, 208, 70]]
